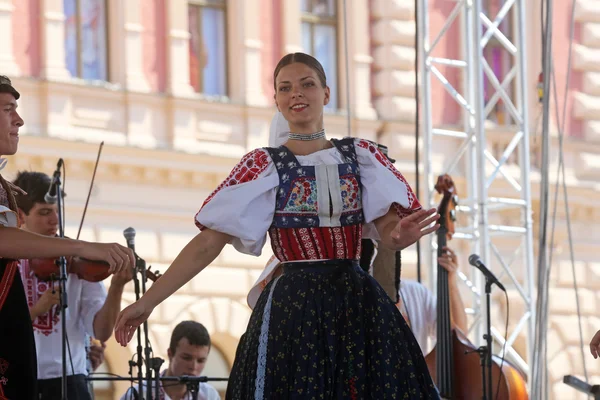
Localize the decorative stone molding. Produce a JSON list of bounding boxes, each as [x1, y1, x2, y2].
[[341, 0, 378, 120], [371, 0, 414, 20], [229, 0, 268, 106], [0, 0, 20, 75], [370, 0, 416, 122], [582, 23, 600, 47], [281, 0, 302, 54], [582, 72, 600, 97], [40, 0, 71, 80], [574, 44, 600, 72], [166, 0, 195, 96], [123, 0, 151, 92], [574, 0, 600, 23], [574, 2, 600, 145]]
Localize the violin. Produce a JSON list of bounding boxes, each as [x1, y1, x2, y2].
[[26, 142, 163, 284], [29, 255, 162, 283], [424, 174, 528, 399]]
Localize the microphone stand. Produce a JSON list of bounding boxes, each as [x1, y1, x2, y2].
[[139, 256, 154, 400], [150, 358, 164, 400], [473, 274, 495, 400], [564, 375, 600, 399], [86, 374, 229, 400], [52, 159, 69, 400], [123, 228, 145, 397], [123, 227, 155, 399], [482, 278, 493, 400], [132, 262, 144, 395]]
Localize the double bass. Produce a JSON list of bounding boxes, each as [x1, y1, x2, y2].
[[424, 174, 528, 399]]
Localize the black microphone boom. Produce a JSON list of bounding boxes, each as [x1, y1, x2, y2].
[[468, 254, 506, 292], [44, 158, 64, 204]]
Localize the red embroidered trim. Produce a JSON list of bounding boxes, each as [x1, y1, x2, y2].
[[195, 149, 271, 230], [269, 225, 362, 261], [355, 139, 422, 218], [0, 261, 17, 313]]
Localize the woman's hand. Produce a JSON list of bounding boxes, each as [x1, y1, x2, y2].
[[114, 300, 154, 346], [389, 208, 440, 250]]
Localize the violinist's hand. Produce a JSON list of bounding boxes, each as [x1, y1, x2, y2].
[[78, 242, 135, 274], [88, 340, 106, 371], [590, 330, 600, 359], [390, 208, 440, 250], [30, 285, 60, 320], [114, 300, 153, 347], [110, 260, 134, 287]]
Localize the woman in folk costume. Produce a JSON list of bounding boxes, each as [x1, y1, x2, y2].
[[115, 53, 441, 399]]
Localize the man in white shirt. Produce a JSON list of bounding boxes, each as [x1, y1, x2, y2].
[[120, 320, 221, 400], [360, 238, 468, 355], [13, 170, 133, 400]]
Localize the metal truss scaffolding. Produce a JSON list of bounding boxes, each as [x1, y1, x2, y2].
[[417, 0, 535, 390]]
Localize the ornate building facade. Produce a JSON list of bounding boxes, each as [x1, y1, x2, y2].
[[0, 0, 595, 398]]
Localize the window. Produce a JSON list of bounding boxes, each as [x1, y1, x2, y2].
[[188, 0, 228, 96], [481, 0, 515, 126], [301, 0, 338, 109], [64, 0, 108, 81]]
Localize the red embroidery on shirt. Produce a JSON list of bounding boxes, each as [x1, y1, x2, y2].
[[19, 260, 59, 336], [356, 139, 422, 218], [195, 149, 271, 230]]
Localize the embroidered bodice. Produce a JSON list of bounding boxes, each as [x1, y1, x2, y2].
[[265, 138, 364, 261], [195, 137, 421, 260]]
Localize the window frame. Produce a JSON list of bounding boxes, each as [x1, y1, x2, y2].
[[188, 0, 229, 96], [300, 0, 339, 110], [65, 0, 110, 81]]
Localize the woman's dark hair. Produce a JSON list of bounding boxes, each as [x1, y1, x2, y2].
[[359, 239, 376, 272], [169, 321, 211, 354], [273, 53, 327, 90]]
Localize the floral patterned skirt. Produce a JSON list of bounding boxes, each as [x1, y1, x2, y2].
[[226, 260, 440, 399]]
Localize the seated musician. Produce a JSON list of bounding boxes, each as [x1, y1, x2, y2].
[[119, 320, 220, 400], [12, 170, 134, 400], [0, 75, 133, 400], [360, 238, 468, 354]]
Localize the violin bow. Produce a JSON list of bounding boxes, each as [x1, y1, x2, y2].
[[76, 141, 104, 240]]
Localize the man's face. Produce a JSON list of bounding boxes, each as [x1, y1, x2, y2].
[[19, 202, 59, 236], [0, 93, 23, 156], [167, 338, 210, 377]]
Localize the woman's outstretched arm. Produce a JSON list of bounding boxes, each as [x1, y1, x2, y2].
[[114, 228, 231, 345]]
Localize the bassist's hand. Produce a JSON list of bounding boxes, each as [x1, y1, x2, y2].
[[590, 330, 600, 359], [438, 246, 459, 278]]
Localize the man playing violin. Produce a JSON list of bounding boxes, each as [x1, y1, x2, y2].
[[360, 239, 468, 354], [0, 75, 134, 400], [12, 170, 134, 400]]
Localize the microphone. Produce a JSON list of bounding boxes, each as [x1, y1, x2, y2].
[[468, 254, 506, 292], [44, 158, 64, 204], [123, 227, 136, 251]]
